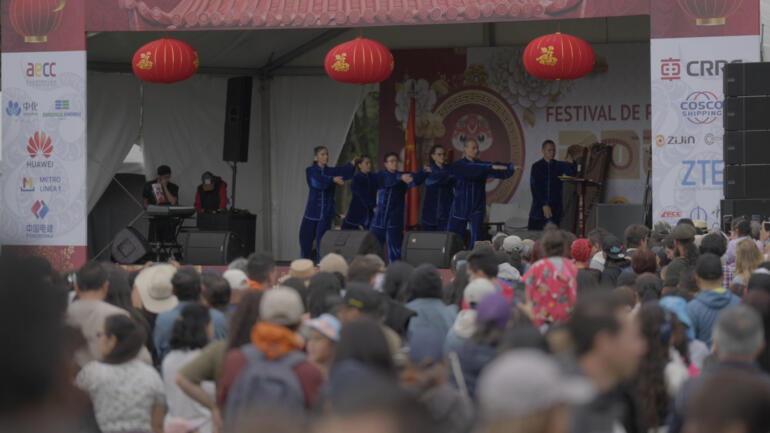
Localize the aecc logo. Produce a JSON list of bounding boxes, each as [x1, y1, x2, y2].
[[25, 62, 56, 78]]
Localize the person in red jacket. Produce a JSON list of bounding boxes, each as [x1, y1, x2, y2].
[[194, 171, 228, 213]]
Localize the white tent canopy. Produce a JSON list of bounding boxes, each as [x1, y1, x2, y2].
[[84, 17, 656, 261]]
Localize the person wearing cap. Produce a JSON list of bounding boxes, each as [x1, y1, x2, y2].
[[571, 238, 592, 269], [664, 223, 698, 289], [338, 283, 402, 358], [451, 293, 511, 398], [687, 254, 741, 346], [318, 253, 349, 280], [523, 230, 578, 329], [194, 171, 228, 213], [67, 261, 153, 367], [223, 268, 250, 306], [283, 258, 316, 286], [445, 278, 497, 355], [154, 267, 228, 361], [527, 139, 577, 231], [401, 329, 474, 433], [217, 287, 323, 409], [306, 313, 341, 378], [476, 349, 593, 433], [503, 235, 524, 255], [599, 234, 629, 289]]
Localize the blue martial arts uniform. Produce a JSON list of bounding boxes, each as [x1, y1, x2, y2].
[[527, 158, 577, 230], [370, 169, 428, 263], [341, 172, 378, 230], [299, 162, 355, 259], [446, 158, 515, 245], [421, 163, 455, 231]]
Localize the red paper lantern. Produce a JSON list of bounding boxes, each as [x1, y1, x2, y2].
[[132, 38, 199, 84], [678, 0, 743, 26], [523, 33, 595, 80], [324, 37, 394, 84], [9, 0, 66, 43]]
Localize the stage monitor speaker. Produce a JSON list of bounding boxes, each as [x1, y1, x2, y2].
[[180, 231, 247, 265], [724, 96, 770, 131], [724, 130, 770, 165], [724, 164, 770, 199], [594, 204, 643, 242], [721, 198, 770, 221], [401, 231, 465, 269], [319, 230, 384, 263], [223, 77, 252, 162], [724, 62, 770, 97], [111, 227, 150, 264]]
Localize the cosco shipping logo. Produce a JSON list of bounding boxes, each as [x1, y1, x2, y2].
[[680, 91, 722, 125]]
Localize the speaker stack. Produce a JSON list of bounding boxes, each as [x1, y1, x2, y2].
[[722, 63, 770, 222]]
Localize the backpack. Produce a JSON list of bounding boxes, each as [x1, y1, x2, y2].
[[224, 344, 307, 432]]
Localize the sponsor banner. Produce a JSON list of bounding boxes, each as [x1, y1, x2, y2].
[[379, 44, 651, 214], [1, 50, 87, 250], [650, 35, 760, 228]]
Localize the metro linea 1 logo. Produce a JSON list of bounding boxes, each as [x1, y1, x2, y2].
[[680, 91, 723, 125]]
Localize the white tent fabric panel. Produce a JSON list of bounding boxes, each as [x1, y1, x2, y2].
[[270, 77, 373, 260], [87, 72, 141, 211]]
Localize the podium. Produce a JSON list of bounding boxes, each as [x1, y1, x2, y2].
[[559, 176, 602, 237]]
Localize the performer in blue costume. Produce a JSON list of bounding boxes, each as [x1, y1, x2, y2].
[[446, 140, 515, 245], [341, 156, 378, 230], [299, 146, 357, 260], [527, 139, 577, 230], [370, 152, 428, 263], [421, 145, 455, 231]]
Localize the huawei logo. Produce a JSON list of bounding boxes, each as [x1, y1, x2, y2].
[[27, 131, 53, 158]]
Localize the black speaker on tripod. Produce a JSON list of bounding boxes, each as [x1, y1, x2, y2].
[[223, 77, 252, 162]]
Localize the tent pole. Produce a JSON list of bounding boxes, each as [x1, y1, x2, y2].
[[260, 76, 273, 253]]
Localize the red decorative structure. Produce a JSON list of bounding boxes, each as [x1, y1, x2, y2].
[[9, 0, 66, 43], [677, 0, 743, 26], [324, 37, 394, 84], [132, 38, 199, 84], [522, 33, 595, 80]]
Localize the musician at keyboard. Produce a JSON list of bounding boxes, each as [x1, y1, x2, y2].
[[142, 165, 179, 209], [142, 165, 180, 244]]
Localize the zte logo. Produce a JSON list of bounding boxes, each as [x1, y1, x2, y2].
[[660, 58, 741, 80], [26, 62, 56, 78]]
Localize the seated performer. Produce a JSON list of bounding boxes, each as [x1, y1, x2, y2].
[[422, 145, 455, 231], [342, 156, 378, 230], [370, 152, 428, 263], [528, 139, 576, 230], [446, 140, 514, 245], [142, 165, 180, 243], [299, 146, 357, 260], [142, 165, 179, 209], [194, 171, 228, 213]]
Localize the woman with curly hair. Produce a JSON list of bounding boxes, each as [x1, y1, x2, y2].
[[636, 302, 689, 431], [733, 238, 763, 290]]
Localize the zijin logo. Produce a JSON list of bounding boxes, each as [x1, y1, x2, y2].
[[680, 91, 723, 125], [660, 58, 681, 81], [31, 200, 49, 219], [20, 177, 35, 192], [27, 131, 53, 159], [656, 135, 695, 147]]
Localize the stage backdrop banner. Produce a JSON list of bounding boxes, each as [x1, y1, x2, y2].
[[2, 0, 87, 270], [379, 44, 651, 226], [650, 0, 760, 229]]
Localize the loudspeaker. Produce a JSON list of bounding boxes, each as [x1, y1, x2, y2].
[[223, 77, 252, 162], [724, 96, 770, 131], [595, 204, 644, 241], [724, 165, 770, 199], [724, 130, 770, 165], [401, 231, 465, 269], [319, 230, 384, 263], [721, 199, 770, 223], [724, 63, 770, 97], [111, 227, 150, 264], [179, 231, 247, 265], [197, 212, 257, 255]]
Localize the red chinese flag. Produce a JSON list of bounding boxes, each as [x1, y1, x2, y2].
[[404, 98, 419, 230]]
